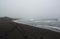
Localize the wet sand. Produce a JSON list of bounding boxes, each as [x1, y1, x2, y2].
[[0, 21, 60, 39]]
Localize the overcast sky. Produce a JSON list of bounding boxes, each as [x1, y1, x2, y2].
[[0, 0, 60, 19]]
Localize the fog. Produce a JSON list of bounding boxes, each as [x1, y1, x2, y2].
[[0, 0, 60, 19]]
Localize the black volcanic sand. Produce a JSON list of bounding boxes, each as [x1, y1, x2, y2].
[[0, 21, 60, 39]]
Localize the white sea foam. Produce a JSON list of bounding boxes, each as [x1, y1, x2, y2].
[[13, 20, 60, 32], [36, 25, 60, 32]]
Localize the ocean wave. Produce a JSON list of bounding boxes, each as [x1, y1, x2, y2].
[[35, 25, 60, 32], [14, 20, 60, 32]]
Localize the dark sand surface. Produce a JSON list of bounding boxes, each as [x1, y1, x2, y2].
[[0, 21, 60, 39]]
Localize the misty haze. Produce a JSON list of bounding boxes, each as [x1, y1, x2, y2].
[[0, 0, 60, 33], [0, 0, 60, 39]]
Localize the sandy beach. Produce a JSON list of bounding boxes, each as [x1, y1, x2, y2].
[[0, 21, 60, 39]]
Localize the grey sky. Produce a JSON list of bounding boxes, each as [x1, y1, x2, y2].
[[0, 0, 60, 19]]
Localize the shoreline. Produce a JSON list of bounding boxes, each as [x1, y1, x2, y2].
[[14, 20, 60, 32], [0, 21, 60, 39]]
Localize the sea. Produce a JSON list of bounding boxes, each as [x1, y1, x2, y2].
[[13, 19, 60, 32]]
